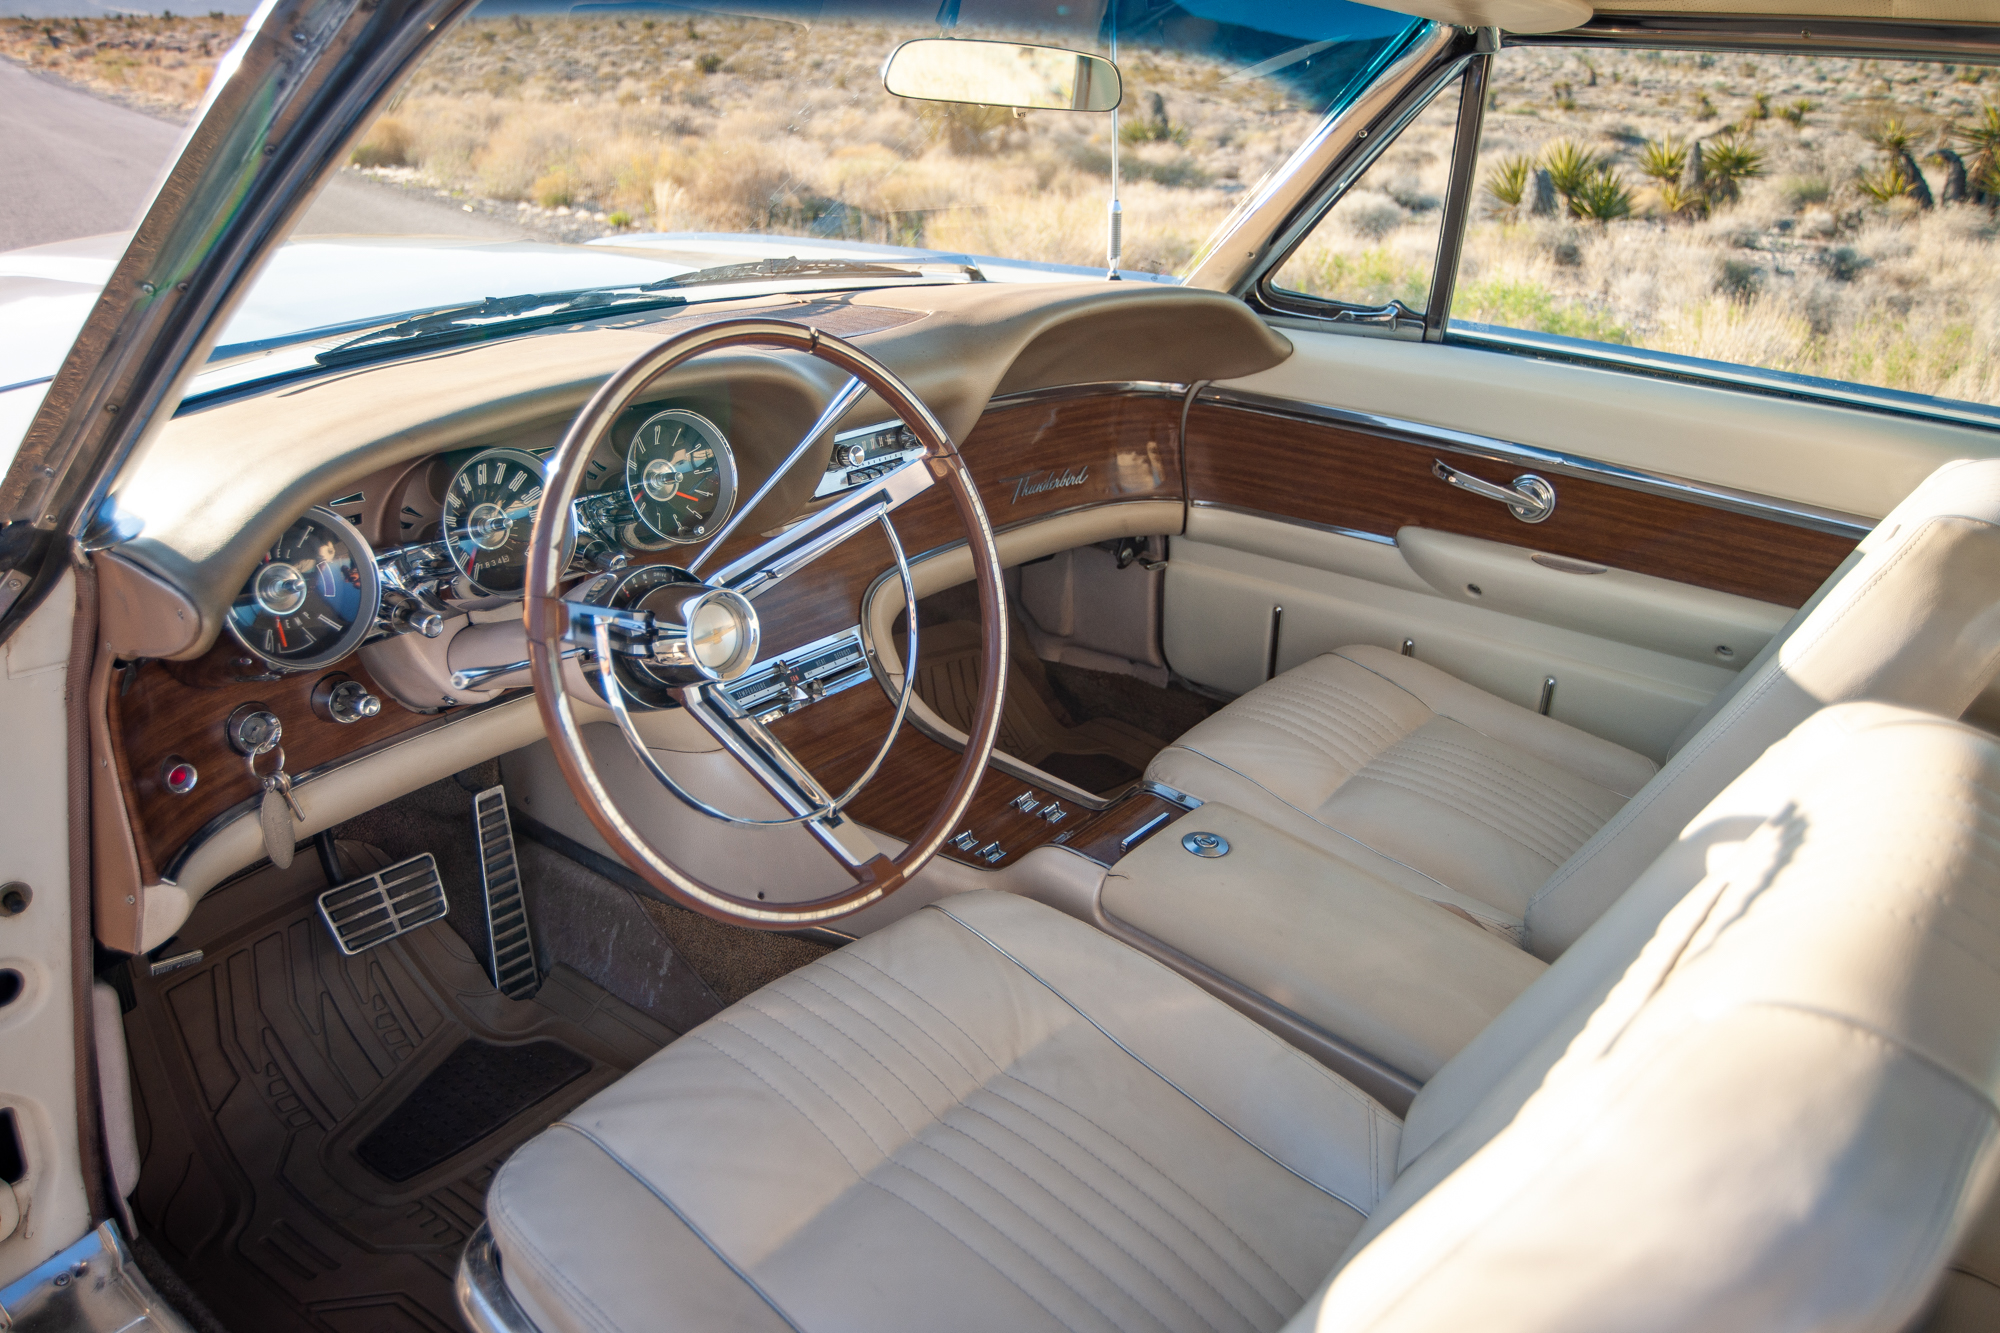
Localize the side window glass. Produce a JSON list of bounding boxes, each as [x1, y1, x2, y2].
[[1267, 75, 1463, 320], [1455, 47, 2000, 408]]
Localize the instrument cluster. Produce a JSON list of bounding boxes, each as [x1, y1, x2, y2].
[[227, 406, 746, 673]]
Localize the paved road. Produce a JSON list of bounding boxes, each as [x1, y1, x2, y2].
[[0, 56, 527, 253]]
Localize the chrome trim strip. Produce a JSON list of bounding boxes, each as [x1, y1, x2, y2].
[[1186, 23, 1460, 295], [985, 380, 1189, 409], [1196, 387, 1874, 538], [455, 1223, 543, 1333], [1188, 500, 1399, 547], [160, 692, 528, 881], [1448, 321, 2000, 437], [1518, 15, 2000, 60]]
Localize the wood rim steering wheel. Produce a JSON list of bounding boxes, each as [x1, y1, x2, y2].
[[524, 319, 1007, 929]]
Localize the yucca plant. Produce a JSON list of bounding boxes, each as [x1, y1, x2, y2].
[[1950, 103, 2000, 202], [1867, 116, 1916, 153], [1655, 180, 1707, 219], [1638, 137, 1687, 182], [1482, 154, 1533, 210], [1857, 158, 1911, 203], [1541, 139, 1600, 200], [1701, 135, 1765, 202], [1569, 168, 1634, 222], [1780, 98, 1813, 127]]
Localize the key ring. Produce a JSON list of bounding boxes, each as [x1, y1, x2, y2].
[[248, 745, 288, 783]]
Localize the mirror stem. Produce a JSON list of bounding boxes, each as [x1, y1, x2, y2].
[[1106, 26, 1122, 279]]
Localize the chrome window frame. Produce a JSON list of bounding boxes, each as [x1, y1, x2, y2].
[[1236, 16, 2000, 435]]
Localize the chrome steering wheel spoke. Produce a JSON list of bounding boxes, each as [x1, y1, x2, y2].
[[707, 451, 934, 601]]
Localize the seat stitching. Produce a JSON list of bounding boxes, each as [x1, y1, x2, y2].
[[916, 1121, 1229, 1333], [545, 1122, 807, 1333], [1351, 766, 1572, 867], [859, 1176, 1118, 1333], [687, 1033, 871, 1176], [962, 1091, 1293, 1320], [831, 952, 1000, 1080], [883, 1157, 1159, 1332], [1379, 734, 1614, 844], [984, 1080, 1304, 1305], [735, 1001, 925, 1138], [931, 903, 1373, 1215], [790, 970, 964, 1104], [1148, 747, 1522, 936], [1218, 689, 1410, 771], [490, 1173, 632, 1333]]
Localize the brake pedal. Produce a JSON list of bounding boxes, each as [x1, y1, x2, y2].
[[474, 786, 540, 999], [318, 853, 449, 955]]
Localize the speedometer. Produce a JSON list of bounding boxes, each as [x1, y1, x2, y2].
[[441, 448, 552, 597], [624, 409, 737, 545], [226, 507, 379, 671]]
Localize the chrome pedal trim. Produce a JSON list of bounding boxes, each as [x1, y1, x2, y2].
[[475, 786, 540, 1000], [317, 853, 448, 956]]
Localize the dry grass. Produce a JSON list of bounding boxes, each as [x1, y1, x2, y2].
[[0, 14, 238, 118], [341, 14, 1306, 273]]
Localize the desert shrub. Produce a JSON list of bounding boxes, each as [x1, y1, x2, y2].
[[351, 116, 412, 168], [1701, 136, 1765, 202], [1715, 256, 1763, 299], [1656, 180, 1707, 218], [1454, 277, 1631, 342], [1858, 159, 1911, 203], [1780, 98, 1812, 127], [1782, 176, 1831, 209], [1341, 195, 1407, 241], [1278, 240, 1428, 307], [1822, 245, 1869, 281]]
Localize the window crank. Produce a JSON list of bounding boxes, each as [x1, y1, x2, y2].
[[1431, 459, 1557, 524], [228, 706, 303, 868]]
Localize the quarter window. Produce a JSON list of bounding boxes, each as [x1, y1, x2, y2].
[[1453, 46, 2000, 408], [1266, 73, 1464, 322]]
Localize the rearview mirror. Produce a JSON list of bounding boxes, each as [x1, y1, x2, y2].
[[882, 38, 1121, 113]]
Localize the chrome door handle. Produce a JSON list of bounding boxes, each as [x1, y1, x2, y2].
[[1432, 460, 1556, 524], [1331, 298, 1423, 331]]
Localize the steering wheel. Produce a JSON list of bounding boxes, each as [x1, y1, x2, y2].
[[524, 319, 1007, 929]]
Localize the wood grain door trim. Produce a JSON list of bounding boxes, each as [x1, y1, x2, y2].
[[1186, 394, 1862, 607]]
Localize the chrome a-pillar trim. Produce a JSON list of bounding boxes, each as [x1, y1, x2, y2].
[[1181, 22, 1459, 296], [456, 1223, 541, 1333], [0, 0, 482, 645]]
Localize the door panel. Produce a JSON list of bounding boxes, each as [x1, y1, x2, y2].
[[1184, 393, 1858, 607], [1166, 513, 1736, 762]]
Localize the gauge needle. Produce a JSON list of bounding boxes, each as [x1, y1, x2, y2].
[[674, 491, 701, 502], [276, 620, 288, 649]]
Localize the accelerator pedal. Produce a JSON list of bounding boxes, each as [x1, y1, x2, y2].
[[475, 785, 541, 999], [318, 853, 449, 955]]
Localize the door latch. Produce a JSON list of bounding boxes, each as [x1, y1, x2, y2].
[[1431, 460, 1556, 524]]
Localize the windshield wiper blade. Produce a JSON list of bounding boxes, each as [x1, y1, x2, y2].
[[316, 287, 690, 367], [639, 256, 949, 290]]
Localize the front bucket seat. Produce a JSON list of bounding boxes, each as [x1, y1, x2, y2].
[[463, 701, 2000, 1332]]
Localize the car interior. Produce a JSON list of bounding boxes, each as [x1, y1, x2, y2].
[[9, 1, 2000, 1331]]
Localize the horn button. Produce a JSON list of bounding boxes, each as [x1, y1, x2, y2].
[[638, 581, 761, 683]]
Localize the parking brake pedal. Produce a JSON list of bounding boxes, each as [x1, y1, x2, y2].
[[318, 854, 449, 955], [474, 786, 540, 999]]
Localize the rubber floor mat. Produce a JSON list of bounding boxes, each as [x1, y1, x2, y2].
[[123, 842, 675, 1333], [357, 1040, 590, 1183], [915, 619, 1165, 794]]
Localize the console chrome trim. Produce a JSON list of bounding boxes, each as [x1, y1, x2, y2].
[[456, 1223, 541, 1333], [986, 380, 1190, 409], [1186, 500, 1398, 547], [1196, 387, 1874, 539]]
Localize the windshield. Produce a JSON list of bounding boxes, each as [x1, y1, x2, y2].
[[197, 0, 1422, 368]]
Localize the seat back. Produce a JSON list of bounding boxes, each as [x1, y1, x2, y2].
[[1523, 458, 2000, 961], [1282, 703, 2000, 1332]]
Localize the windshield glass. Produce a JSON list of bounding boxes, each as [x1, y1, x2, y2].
[[202, 0, 1421, 368]]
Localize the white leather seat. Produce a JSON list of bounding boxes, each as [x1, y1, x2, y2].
[[1148, 457, 2000, 957], [471, 703, 2000, 1332]]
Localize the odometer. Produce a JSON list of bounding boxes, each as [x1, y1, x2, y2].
[[441, 448, 554, 596], [226, 507, 379, 671], [625, 409, 737, 545]]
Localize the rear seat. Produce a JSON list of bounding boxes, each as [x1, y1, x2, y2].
[[1146, 456, 2000, 958]]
